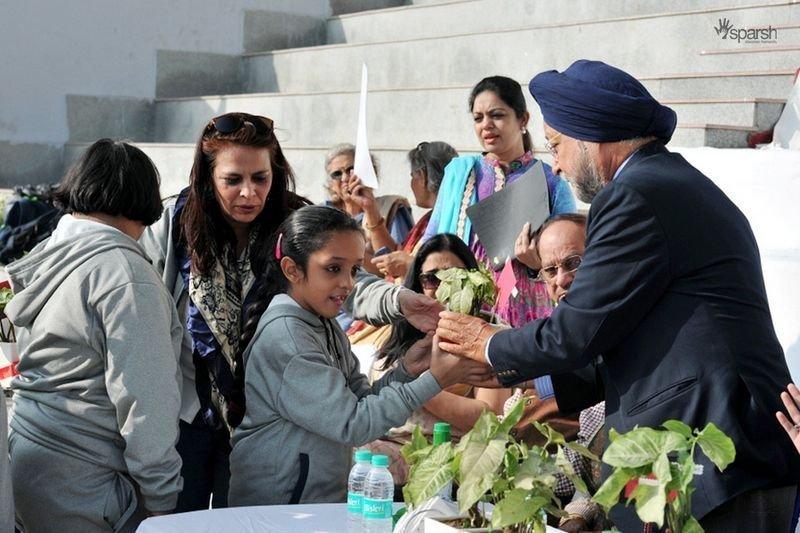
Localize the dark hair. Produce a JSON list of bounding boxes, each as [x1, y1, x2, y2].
[[533, 213, 588, 253], [376, 234, 479, 370], [54, 139, 163, 225], [240, 205, 364, 349], [468, 76, 532, 153], [180, 112, 310, 277], [407, 141, 458, 194]]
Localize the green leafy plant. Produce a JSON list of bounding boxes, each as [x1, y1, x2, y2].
[[592, 421, 735, 532], [0, 287, 15, 343], [434, 263, 497, 317], [401, 399, 598, 532]]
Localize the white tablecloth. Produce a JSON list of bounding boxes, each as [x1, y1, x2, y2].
[[137, 503, 398, 533]]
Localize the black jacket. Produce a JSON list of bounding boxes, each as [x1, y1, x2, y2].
[[488, 142, 798, 523]]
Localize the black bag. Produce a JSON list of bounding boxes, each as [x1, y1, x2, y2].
[[0, 186, 63, 265]]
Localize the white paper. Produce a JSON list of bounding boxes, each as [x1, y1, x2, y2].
[[353, 63, 379, 190]]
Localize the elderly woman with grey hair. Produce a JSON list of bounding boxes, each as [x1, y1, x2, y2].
[[323, 143, 413, 274], [369, 141, 458, 279]]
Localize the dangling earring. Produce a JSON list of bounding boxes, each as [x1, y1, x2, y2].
[[521, 127, 527, 134]]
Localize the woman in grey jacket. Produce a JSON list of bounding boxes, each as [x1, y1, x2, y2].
[[228, 205, 491, 505], [6, 140, 184, 532]]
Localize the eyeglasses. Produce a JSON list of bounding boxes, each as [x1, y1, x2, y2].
[[544, 132, 563, 157], [329, 165, 354, 180], [203, 113, 274, 137], [538, 254, 582, 281], [419, 270, 441, 291]]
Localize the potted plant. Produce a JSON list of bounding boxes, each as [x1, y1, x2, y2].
[[0, 283, 18, 388], [434, 264, 497, 319], [592, 420, 736, 532], [401, 399, 598, 532]]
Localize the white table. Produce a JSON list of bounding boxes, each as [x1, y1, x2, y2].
[[137, 503, 399, 533]]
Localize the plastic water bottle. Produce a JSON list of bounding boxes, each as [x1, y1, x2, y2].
[[433, 422, 453, 501], [363, 454, 394, 533], [347, 449, 372, 532]]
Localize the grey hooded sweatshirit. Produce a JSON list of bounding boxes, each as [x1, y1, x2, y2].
[[5, 216, 184, 523], [228, 294, 442, 506]]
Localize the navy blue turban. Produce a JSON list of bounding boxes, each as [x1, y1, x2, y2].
[[529, 60, 677, 144]]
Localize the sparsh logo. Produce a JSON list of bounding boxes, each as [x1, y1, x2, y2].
[[714, 17, 733, 38], [713, 18, 778, 43]]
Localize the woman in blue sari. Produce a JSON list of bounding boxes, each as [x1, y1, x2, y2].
[[423, 76, 576, 327]]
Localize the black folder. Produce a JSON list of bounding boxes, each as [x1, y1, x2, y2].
[[466, 161, 551, 269]]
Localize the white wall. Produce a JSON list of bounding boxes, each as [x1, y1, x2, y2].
[[0, 0, 330, 145]]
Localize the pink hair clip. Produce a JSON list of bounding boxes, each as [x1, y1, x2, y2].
[[275, 233, 283, 260]]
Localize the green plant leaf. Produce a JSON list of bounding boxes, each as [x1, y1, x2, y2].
[[662, 419, 693, 438], [457, 437, 506, 511], [532, 421, 566, 447], [434, 281, 452, 304], [462, 409, 500, 446], [676, 452, 695, 491], [565, 441, 600, 462], [608, 427, 621, 442], [449, 285, 475, 315], [403, 441, 454, 507], [602, 428, 686, 468], [695, 423, 736, 472], [556, 446, 588, 494], [630, 478, 666, 527], [513, 452, 560, 490], [683, 516, 704, 533], [653, 453, 672, 487], [497, 397, 525, 435], [467, 270, 488, 287], [401, 426, 430, 463], [490, 489, 547, 528], [592, 468, 637, 511]]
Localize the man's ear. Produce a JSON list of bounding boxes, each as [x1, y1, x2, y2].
[[280, 256, 304, 283]]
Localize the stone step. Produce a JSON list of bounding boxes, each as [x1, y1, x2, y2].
[[243, 3, 798, 93], [638, 69, 795, 100], [64, 121, 755, 213], [147, 84, 786, 147], [325, 0, 792, 46]]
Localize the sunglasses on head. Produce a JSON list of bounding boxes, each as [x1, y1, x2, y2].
[[204, 113, 274, 137], [419, 270, 441, 291]]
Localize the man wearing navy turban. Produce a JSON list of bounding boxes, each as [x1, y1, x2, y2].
[[437, 60, 798, 530]]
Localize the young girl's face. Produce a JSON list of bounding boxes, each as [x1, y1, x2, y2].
[[287, 230, 365, 319]]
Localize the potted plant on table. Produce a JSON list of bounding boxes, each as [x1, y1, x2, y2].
[[592, 420, 735, 533], [401, 399, 598, 532], [434, 264, 498, 319]]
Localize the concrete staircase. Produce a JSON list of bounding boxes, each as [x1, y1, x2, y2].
[[63, 0, 799, 204]]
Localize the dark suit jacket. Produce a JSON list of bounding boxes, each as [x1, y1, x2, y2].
[[488, 142, 798, 524]]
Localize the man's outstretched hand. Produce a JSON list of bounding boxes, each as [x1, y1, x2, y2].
[[398, 290, 444, 334], [436, 311, 497, 364]]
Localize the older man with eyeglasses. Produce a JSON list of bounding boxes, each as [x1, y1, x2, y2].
[[436, 60, 798, 531]]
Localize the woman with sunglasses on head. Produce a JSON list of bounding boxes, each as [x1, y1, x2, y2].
[[141, 112, 310, 512], [423, 76, 577, 328], [364, 234, 512, 490]]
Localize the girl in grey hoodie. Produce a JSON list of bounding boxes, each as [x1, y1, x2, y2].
[[6, 140, 184, 533], [229, 206, 492, 506]]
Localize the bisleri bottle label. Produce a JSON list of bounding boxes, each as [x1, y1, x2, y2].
[[362, 497, 392, 519], [347, 492, 362, 514]]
